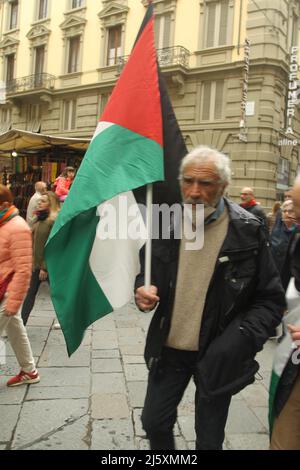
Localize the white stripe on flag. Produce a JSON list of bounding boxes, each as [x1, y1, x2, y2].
[[93, 121, 114, 140], [89, 191, 146, 309]]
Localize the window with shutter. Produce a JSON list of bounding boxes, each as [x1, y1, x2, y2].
[[72, 0, 82, 8], [68, 36, 80, 73], [26, 105, 41, 132], [38, 0, 48, 20], [154, 14, 171, 49], [163, 15, 171, 48], [154, 16, 160, 48], [9, 1, 18, 30], [202, 82, 212, 120], [219, 1, 228, 45], [6, 54, 15, 83], [100, 94, 110, 117], [214, 81, 224, 119], [35, 46, 45, 77], [201, 80, 224, 121], [106, 26, 122, 66], [63, 99, 77, 130], [0, 108, 12, 133], [205, 0, 229, 48], [71, 103, 76, 129], [206, 3, 216, 48], [1, 108, 12, 124], [64, 101, 70, 130], [27, 104, 41, 122]]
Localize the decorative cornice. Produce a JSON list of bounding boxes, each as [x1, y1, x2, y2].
[[0, 36, 19, 50], [60, 15, 87, 30], [98, 2, 129, 20], [27, 25, 51, 40]]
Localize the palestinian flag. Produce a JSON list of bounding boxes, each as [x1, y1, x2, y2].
[[45, 3, 187, 355], [269, 279, 300, 432]]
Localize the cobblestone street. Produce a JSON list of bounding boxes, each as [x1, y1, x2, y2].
[[0, 283, 275, 450]]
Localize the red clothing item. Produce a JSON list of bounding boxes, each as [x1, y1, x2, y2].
[[54, 176, 72, 200], [240, 199, 258, 209]]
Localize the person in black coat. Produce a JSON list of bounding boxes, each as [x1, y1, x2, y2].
[[270, 199, 298, 276], [240, 186, 267, 228], [135, 145, 286, 451]]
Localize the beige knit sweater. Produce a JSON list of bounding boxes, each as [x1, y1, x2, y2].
[[166, 208, 229, 351]]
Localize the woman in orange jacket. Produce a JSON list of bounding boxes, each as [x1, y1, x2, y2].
[[0, 185, 40, 387]]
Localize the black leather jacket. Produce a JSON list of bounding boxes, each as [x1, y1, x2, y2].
[[135, 198, 286, 397], [242, 203, 267, 228]]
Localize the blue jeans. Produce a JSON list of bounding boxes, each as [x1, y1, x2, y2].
[[141, 347, 231, 450]]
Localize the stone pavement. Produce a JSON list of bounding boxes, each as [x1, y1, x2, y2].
[[0, 283, 276, 451]]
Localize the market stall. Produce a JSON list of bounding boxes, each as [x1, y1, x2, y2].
[[0, 129, 90, 217]]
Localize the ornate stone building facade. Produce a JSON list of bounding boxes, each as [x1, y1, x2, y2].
[[0, 0, 299, 206]]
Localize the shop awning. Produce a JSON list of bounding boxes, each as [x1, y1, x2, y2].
[[0, 129, 90, 155]]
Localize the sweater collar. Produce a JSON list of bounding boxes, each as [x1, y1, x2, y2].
[[205, 197, 225, 225]]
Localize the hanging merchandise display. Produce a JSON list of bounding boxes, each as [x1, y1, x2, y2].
[[0, 129, 90, 219]]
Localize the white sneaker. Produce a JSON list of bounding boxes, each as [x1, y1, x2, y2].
[[53, 322, 61, 330]]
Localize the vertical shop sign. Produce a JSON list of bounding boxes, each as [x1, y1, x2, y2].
[[279, 46, 300, 146], [285, 46, 299, 135], [239, 39, 250, 142]]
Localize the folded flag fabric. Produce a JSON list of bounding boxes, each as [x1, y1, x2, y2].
[[269, 277, 300, 432]]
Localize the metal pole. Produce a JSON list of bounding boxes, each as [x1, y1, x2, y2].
[[145, 183, 153, 289]]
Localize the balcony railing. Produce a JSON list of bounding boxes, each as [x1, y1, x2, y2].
[[157, 46, 190, 68], [117, 45, 190, 74], [6, 73, 55, 94]]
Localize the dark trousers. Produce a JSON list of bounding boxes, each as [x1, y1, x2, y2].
[[141, 347, 231, 450], [21, 269, 43, 326]]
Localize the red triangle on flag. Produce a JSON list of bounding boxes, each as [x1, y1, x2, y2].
[[100, 18, 163, 148]]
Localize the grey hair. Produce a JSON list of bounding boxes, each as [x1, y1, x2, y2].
[[281, 199, 293, 210], [179, 145, 231, 184]]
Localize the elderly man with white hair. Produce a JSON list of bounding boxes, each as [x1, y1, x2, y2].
[[135, 145, 286, 450], [270, 199, 298, 276], [26, 181, 47, 228]]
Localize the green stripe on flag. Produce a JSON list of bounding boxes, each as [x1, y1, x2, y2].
[[268, 370, 281, 433], [50, 125, 164, 239], [46, 207, 112, 356]]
